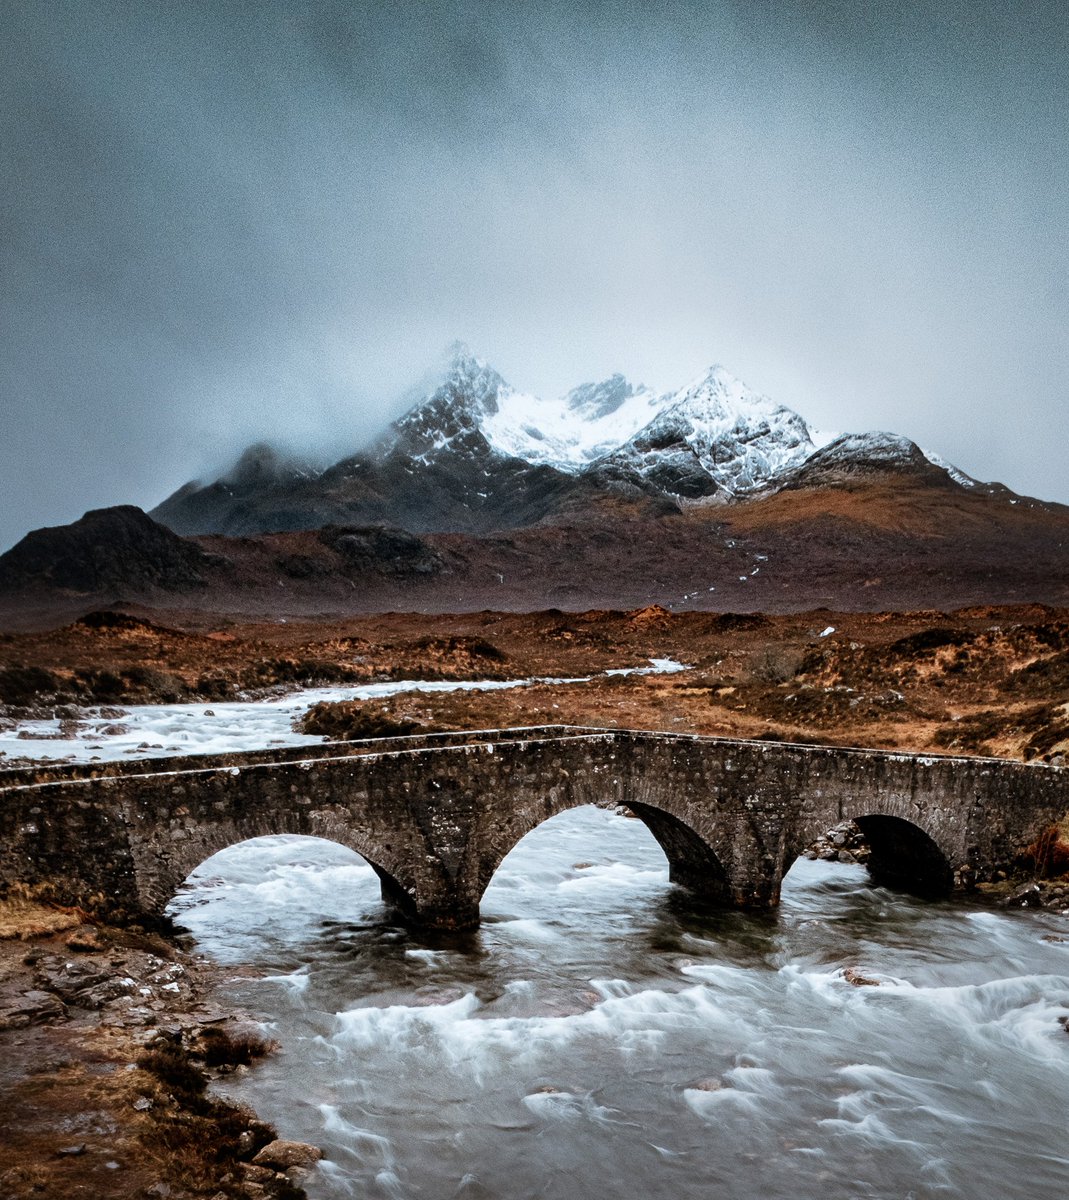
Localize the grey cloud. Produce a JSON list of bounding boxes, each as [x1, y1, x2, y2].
[[1, 0, 1066, 550]]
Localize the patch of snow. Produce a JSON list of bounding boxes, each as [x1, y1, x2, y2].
[[921, 447, 977, 488], [483, 374, 666, 468]]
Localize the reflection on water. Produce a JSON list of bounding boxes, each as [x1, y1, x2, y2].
[[170, 807, 1069, 1200]]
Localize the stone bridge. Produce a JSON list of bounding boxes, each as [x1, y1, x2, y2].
[[1, 726, 1066, 929]]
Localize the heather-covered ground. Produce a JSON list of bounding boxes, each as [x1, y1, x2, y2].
[[2, 603, 1067, 764]]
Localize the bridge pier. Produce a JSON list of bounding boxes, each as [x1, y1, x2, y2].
[[373, 867, 482, 931]]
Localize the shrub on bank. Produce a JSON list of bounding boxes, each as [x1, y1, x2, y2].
[[296, 700, 440, 741]]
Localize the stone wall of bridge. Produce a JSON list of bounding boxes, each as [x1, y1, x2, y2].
[[1, 728, 1066, 929]]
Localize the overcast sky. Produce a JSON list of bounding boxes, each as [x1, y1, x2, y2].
[[2, 0, 1066, 551]]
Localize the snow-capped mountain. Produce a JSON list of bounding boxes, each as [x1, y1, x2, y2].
[[377, 344, 666, 470], [379, 344, 822, 490], [598, 366, 822, 499], [151, 343, 978, 536]]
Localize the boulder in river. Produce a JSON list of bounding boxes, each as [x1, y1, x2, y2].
[[251, 1139, 322, 1170]]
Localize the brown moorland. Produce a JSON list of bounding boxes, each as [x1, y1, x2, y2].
[[2, 604, 1067, 765]]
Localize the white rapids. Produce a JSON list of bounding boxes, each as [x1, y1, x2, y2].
[[0, 658, 687, 764], [170, 808, 1069, 1200]]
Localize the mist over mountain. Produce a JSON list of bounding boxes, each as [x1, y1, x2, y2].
[[150, 344, 989, 538], [3, 338, 1066, 626]]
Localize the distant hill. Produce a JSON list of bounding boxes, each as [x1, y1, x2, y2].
[[3, 477, 1068, 630]]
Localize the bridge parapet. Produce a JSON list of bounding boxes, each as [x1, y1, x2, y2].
[[0, 724, 598, 788]]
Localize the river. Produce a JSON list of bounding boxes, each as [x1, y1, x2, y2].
[[0, 659, 686, 763], [170, 806, 1069, 1200]]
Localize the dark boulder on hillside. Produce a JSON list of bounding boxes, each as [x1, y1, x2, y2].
[[0, 506, 220, 596], [318, 525, 448, 577]]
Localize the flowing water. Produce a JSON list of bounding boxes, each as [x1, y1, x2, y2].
[[170, 807, 1069, 1200], [0, 659, 685, 763]]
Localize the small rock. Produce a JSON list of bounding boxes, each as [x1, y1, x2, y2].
[[133, 1096, 153, 1111], [34, 955, 110, 1003], [1001, 882, 1043, 909], [240, 1164, 279, 1183], [79, 977, 138, 1009], [843, 967, 880, 987], [144, 1183, 171, 1198], [0, 989, 68, 1030], [66, 925, 106, 953], [689, 1078, 723, 1092], [252, 1139, 323, 1170], [57, 1144, 87, 1157], [123, 1007, 157, 1027]]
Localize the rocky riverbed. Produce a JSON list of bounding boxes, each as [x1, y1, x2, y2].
[[0, 892, 320, 1199]]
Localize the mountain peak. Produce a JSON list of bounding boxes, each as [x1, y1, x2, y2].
[[434, 342, 506, 418], [606, 365, 817, 498]]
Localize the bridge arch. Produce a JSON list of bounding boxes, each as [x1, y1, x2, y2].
[[470, 784, 737, 922], [129, 808, 417, 922], [852, 814, 954, 897], [790, 808, 955, 900]]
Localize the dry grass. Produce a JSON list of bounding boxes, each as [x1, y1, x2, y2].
[[131, 1031, 303, 1198], [0, 888, 81, 940]]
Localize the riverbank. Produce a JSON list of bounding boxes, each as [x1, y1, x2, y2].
[[2, 604, 1067, 765], [0, 892, 318, 1199]]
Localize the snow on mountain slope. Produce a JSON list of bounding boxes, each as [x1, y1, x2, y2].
[[375, 343, 980, 502], [387, 345, 818, 490], [483, 373, 665, 467], [601, 365, 818, 498]]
